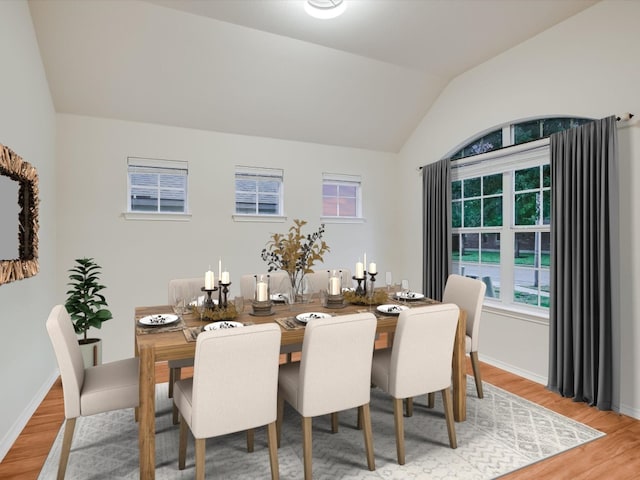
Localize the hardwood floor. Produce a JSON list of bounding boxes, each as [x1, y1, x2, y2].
[[1, 357, 639, 479]]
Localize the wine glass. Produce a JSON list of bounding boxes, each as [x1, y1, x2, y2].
[[385, 271, 392, 293]]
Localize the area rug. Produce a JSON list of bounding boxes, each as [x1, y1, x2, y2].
[[38, 378, 604, 479]]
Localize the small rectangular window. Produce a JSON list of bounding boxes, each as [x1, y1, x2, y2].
[[235, 166, 283, 216], [127, 158, 188, 214], [322, 173, 362, 218]]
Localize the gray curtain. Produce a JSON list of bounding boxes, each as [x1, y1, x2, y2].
[[548, 115, 617, 410], [422, 158, 451, 301]]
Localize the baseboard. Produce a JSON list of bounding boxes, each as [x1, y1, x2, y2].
[[618, 403, 640, 420], [479, 354, 548, 385], [0, 369, 59, 462]]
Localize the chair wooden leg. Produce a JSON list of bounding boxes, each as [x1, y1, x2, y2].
[[427, 392, 435, 408], [393, 398, 406, 465], [168, 367, 175, 398], [360, 404, 375, 471], [57, 417, 76, 480], [405, 397, 413, 417], [331, 412, 339, 433], [276, 393, 284, 448], [470, 351, 484, 398], [441, 388, 457, 449], [195, 437, 206, 480], [178, 414, 188, 470], [267, 421, 280, 480], [356, 406, 363, 430], [247, 428, 255, 453], [302, 416, 313, 480]]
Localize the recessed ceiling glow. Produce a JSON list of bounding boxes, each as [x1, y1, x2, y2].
[[305, 0, 347, 20]]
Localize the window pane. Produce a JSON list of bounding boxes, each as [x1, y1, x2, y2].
[[483, 197, 502, 226], [452, 201, 462, 228], [515, 192, 539, 225], [338, 185, 357, 198], [452, 180, 461, 200], [515, 232, 536, 266], [481, 233, 500, 264], [515, 166, 539, 191], [542, 118, 573, 137], [461, 233, 479, 263], [451, 234, 460, 261], [483, 174, 502, 195], [513, 119, 542, 144], [543, 190, 551, 225], [463, 199, 481, 227], [514, 267, 542, 307], [338, 197, 357, 216], [543, 164, 550, 188], [540, 232, 550, 266], [323, 184, 337, 196], [323, 197, 337, 216], [130, 172, 158, 187], [463, 178, 481, 197]]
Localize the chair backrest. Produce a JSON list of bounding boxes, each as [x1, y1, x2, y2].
[[298, 312, 377, 417], [388, 304, 459, 398], [442, 274, 486, 352], [167, 277, 203, 305], [304, 268, 353, 293], [190, 323, 281, 438], [239, 271, 290, 300], [46, 305, 85, 419]]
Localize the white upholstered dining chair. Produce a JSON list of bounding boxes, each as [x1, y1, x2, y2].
[[173, 323, 281, 480], [46, 305, 139, 480], [277, 312, 377, 480], [442, 274, 487, 398], [371, 304, 460, 464]]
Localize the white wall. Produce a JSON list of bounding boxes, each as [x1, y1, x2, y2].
[[55, 115, 399, 363], [0, 1, 57, 460], [398, 0, 640, 418]]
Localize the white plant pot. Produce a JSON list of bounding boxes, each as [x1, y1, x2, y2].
[[79, 338, 102, 367]]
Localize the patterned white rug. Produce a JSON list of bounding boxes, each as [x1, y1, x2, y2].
[[39, 378, 603, 479]]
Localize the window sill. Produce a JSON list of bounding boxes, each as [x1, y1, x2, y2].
[[320, 216, 366, 224], [122, 212, 191, 221], [482, 300, 549, 325], [232, 214, 287, 223]]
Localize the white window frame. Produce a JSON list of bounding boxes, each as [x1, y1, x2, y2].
[[124, 157, 190, 221], [452, 138, 550, 318], [233, 166, 285, 222], [321, 172, 364, 224]]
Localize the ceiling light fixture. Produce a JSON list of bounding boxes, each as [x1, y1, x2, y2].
[[305, 0, 347, 20]]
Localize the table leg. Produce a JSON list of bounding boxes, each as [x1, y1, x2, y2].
[[452, 310, 467, 422], [138, 344, 156, 479]]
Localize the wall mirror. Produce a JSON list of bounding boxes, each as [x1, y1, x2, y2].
[[0, 144, 39, 285]]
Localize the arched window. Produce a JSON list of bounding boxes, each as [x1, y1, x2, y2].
[[449, 116, 591, 313]]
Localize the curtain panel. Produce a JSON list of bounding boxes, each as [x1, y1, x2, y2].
[[422, 158, 451, 301], [548, 115, 618, 410]]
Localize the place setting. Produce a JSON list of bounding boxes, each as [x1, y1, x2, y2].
[[136, 313, 186, 335]]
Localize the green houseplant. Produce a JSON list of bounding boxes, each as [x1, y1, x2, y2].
[[65, 257, 112, 366], [260, 219, 330, 301]]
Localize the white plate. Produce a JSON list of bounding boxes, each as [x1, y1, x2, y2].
[[138, 314, 179, 326], [377, 304, 409, 315], [271, 293, 289, 303], [204, 321, 244, 331], [295, 312, 332, 324], [394, 291, 425, 300]]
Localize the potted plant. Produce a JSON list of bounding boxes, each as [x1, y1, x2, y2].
[[261, 219, 330, 301], [65, 257, 113, 367]]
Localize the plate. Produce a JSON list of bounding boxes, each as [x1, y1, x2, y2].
[[271, 293, 289, 303], [204, 321, 244, 331], [377, 304, 409, 315], [138, 314, 179, 326], [295, 312, 332, 324], [394, 291, 425, 301]]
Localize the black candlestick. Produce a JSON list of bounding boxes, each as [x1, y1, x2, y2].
[[219, 281, 231, 309], [201, 286, 218, 310]]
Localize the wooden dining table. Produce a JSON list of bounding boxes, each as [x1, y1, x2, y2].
[[134, 296, 467, 479]]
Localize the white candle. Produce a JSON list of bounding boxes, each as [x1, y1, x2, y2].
[[329, 276, 341, 295], [355, 261, 364, 279], [221, 271, 230, 284], [205, 270, 215, 290], [368, 262, 377, 274], [256, 281, 268, 302], [363, 253, 367, 270]]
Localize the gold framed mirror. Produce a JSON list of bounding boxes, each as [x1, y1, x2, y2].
[[0, 144, 39, 285]]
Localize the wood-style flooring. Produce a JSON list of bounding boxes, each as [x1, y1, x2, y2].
[[1, 355, 639, 479]]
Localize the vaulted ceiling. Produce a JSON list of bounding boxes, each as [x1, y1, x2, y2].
[[28, 0, 597, 153]]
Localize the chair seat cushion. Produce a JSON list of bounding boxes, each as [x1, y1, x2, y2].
[[371, 348, 392, 392], [173, 377, 194, 427], [80, 357, 139, 416]]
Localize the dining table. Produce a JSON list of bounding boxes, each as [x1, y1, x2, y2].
[[134, 292, 467, 479]]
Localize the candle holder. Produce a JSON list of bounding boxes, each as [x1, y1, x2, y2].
[[218, 281, 231, 309], [353, 273, 367, 297], [201, 286, 218, 310], [252, 274, 273, 316], [367, 272, 377, 301], [326, 270, 345, 308]]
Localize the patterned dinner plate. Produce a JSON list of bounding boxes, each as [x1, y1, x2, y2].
[[394, 291, 425, 300], [295, 312, 332, 324], [204, 321, 244, 331], [138, 314, 179, 326], [376, 304, 409, 315]]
